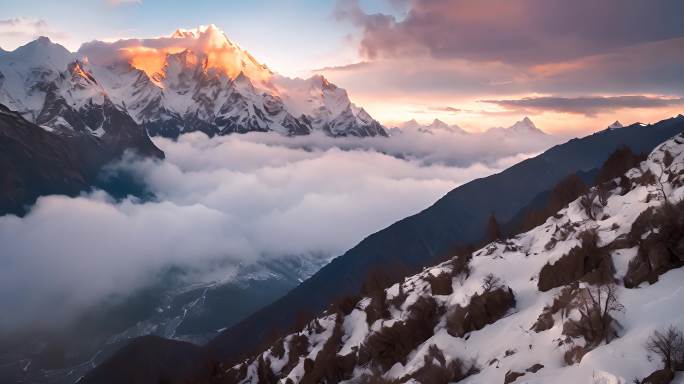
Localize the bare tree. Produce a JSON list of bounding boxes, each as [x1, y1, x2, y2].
[[565, 283, 624, 346], [481, 273, 503, 293], [645, 326, 684, 371]]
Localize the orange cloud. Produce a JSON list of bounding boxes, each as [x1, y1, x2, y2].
[[81, 25, 272, 83]]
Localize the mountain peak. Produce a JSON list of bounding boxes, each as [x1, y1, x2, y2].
[[1, 36, 73, 72], [508, 116, 545, 135], [35, 36, 53, 45], [607, 120, 623, 130], [92, 25, 272, 83], [430, 118, 449, 128]]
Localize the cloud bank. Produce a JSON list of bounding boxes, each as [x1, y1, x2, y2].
[[0, 131, 557, 333], [335, 0, 684, 63], [483, 96, 684, 117]]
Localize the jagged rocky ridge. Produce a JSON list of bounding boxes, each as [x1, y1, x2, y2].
[[0, 26, 387, 139], [218, 133, 684, 383]]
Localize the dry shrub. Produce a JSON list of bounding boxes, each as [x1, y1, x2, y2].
[[255, 355, 278, 384], [446, 285, 516, 338], [427, 272, 454, 296], [481, 273, 503, 292], [531, 284, 578, 333], [563, 345, 588, 365], [362, 263, 411, 326], [579, 192, 601, 220], [645, 326, 684, 371], [362, 296, 443, 371], [538, 229, 614, 292], [405, 345, 479, 384], [624, 200, 684, 288], [365, 293, 391, 326], [331, 294, 361, 316], [361, 263, 410, 297], [271, 338, 285, 360], [562, 283, 624, 357], [300, 315, 355, 384], [279, 334, 309, 377], [639, 368, 674, 384], [635, 169, 657, 187], [388, 281, 408, 310], [595, 146, 646, 186]]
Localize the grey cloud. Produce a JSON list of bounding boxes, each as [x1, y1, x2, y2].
[[483, 95, 684, 116], [0, 18, 68, 45], [335, 0, 684, 64]]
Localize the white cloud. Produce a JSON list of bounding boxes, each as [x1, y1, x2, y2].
[[0, 131, 557, 333], [0, 18, 69, 51]]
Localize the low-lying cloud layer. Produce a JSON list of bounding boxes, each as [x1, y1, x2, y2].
[[0, 130, 558, 333]]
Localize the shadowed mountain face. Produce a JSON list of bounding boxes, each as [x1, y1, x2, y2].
[[0, 103, 163, 216], [205, 115, 684, 362]]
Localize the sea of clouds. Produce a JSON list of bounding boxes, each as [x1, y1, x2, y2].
[[0, 129, 560, 332]]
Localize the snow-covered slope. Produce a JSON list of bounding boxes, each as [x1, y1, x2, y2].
[[222, 133, 684, 384], [0, 25, 387, 138]]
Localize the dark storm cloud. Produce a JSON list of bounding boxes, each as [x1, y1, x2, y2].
[[483, 95, 684, 116]]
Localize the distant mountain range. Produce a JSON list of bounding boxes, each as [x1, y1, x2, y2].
[[0, 25, 387, 139], [393, 116, 548, 137]]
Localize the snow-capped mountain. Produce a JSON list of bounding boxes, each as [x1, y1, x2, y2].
[[607, 121, 625, 130], [219, 133, 684, 383], [399, 118, 468, 135], [487, 116, 547, 137], [0, 25, 387, 138], [395, 116, 549, 138]]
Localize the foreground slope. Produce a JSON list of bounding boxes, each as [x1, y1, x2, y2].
[[220, 132, 684, 384], [207, 115, 684, 362]]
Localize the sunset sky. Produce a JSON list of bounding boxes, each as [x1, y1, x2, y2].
[[2, 0, 683, 135]]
